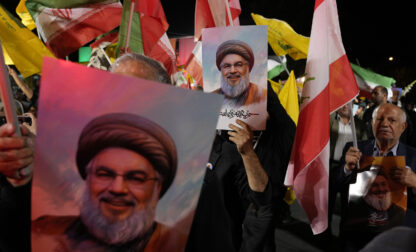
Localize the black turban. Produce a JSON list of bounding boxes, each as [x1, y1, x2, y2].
[[216, 40, 254, 71], [76, 113, 177, 198]]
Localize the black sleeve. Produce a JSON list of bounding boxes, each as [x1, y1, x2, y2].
[[231, 149, 272, 208], [255, 82, 296, 202], [0, 176, 32, 252]]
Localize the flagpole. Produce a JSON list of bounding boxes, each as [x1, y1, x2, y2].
[[125, 0, 137, 53], [348, 100, 360, 170], [283, 63, 290, 75], [224, 0, 233, 26], [0, 42, 20, 136]]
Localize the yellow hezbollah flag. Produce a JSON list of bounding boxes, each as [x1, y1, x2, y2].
[[0, 4, 54, 78], [2, 45, 14, 65], [269, 78, 283, 95], [277, 71, 299, 205], [278, 70, 299, 125], [252, 13, 309, 60], [16, 0, 36, 30]]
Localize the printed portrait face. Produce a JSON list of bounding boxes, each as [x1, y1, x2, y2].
[[85, 147, 162, 222], [219, 54, 251, 99], [220, 54, 250, 86], [202, 26, 268, 130], [368, 175, 390, 199], [364, 175, 392, 211]]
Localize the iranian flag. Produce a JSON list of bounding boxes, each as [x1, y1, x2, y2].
[[194, 0, 241, 40], [25, 0, 122, 58], [267, 56, 287, 80], [284, 0, 359, 234], [351, 63, 395, 99]]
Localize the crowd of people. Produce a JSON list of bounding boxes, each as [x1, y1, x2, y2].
[[0, 51, 416, 252]]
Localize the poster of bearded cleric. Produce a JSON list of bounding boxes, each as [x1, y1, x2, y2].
[[31, 57, 223, 252], [202, 25, 268, 130], [343, 156, 407, 236]]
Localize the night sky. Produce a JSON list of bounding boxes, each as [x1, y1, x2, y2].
[[2, 0, 415, 87]]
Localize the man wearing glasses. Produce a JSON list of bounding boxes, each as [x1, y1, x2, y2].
[[32, 112, 185, 252], [214, 40, 267, 108]]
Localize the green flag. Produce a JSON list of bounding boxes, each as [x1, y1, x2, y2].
[[351, 63, 395, 89]]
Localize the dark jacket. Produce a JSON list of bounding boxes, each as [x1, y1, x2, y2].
[[336, 140, 416, 251], [0, 176, 31, 252], [185, 82, 296, 252]]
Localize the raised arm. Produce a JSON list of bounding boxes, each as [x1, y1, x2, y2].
[[228, 119, 268, 192]]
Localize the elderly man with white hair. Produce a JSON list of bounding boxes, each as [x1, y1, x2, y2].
[[336, 103, 416, 251]]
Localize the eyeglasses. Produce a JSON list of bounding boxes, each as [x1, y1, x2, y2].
[[220, 61, 248, 71], [89, 167, 159, 190]]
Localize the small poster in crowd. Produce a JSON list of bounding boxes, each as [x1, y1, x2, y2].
[[345, 156, 407, 233], [202, 25, 268, 130], [31, 57, 223, 252]]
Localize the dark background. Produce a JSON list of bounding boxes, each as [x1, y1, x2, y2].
[[3, 0, 415, 88]]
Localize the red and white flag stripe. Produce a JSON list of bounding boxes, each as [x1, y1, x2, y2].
[[194, 0, 241, 40], [32, 1, 122, 58], [184, 41, 203, 86], [284, 0, 358, 234]]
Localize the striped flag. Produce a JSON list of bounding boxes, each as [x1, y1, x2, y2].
[[267, 57, 287, 80], [351, 63, 395, 99], [284, 0, 359, 234], [0, 4, 55, 78], [194, 0, 241, 40], [251, 13, 310, 60], [25, 0, 123, 58], [184, 41, 203, 87], [117, 0, 176, 74]]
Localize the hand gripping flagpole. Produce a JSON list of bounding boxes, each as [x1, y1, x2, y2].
[[0, 42, 33, 178], [0, 41, 21, 137]]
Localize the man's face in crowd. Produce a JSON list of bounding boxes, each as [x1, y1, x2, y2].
[[364, 175, 392, 211], [86, 147, 161, 222], [219, 54, 250, 98], [371, 87, 386, 105], [372, 104, 407, 144], [336, 104, 350, 118]]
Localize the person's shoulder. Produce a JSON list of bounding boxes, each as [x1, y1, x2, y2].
[[245, 82, 267, 105], [32, 215, 78, 235], [250, 82, 267, 94], [403, 142, 416, 153]]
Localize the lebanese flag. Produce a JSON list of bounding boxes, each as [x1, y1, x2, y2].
[[184, 41, 203, 87], [134, 0, 169, 58], [194, 0, 241, 40], [284, 0, 359, 234], [148, 32, 177, 75], [25, 0, 122, 58]]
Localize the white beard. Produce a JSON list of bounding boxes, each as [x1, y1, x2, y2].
[[80, 186, 157, 245], [220, 73, 250, 98], [364, 191, 392, 211]]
